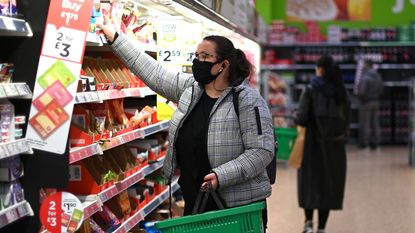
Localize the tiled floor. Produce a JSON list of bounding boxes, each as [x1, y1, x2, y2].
[[267, 146, 415, 233]]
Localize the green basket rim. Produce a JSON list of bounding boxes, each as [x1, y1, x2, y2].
[[155, 202, 265, 229]]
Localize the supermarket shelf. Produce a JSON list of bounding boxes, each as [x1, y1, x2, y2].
[[113, 178, 180, 233], [295, 81, 411, 89], [261, 64, 357, 70], [267, 41, 415, 47], [103, 120, 170, 151], [0, 83, 32, 99], [378, 64, 415, 69], [173, 0, 257, 42], [0, 201, 34, 229], [0, 16, 33, 37], [81, 156, 167, 219], [69, 120, 170, 164], [0, 139, 33, 160], [262, 64, 415, 71], [75, 87, 156, 104], [98, 156, 166, 203], [383, 81, 412, 87], [85, 34, 158, 53]]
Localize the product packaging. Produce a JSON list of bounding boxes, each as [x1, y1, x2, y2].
[[0, 99, 15, 143], [0, 156, 24, 181], [93, 205, 121, 232], [0, 180, 24, 210], [0, 63, 14, 83]]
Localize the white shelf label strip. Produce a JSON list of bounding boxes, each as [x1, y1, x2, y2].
[[0, 201, 34, 228], [75, 87, 155, 104], [69, 121, 169, 163], [0, 139, 33, 160]]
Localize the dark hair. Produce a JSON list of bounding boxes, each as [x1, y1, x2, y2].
[[203, 35, 254, 86], [317, 55, 347, 103]]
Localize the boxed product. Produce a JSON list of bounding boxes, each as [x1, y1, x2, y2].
[[105, 191, 132, 221], [0, 0, 17, 16], [0, 156, 24, 182], [127, 184, 150, 210], [105, 145, 140, 176], [67, 156, 119, 195], [82, 57, 144, 90], [89, 218, 105, 233], [0, 180, 24, 210], [0, 99, 15, 143], [93, 205, 121, 232], [0, 63, 14, 83], [146, 170, 166, 195]]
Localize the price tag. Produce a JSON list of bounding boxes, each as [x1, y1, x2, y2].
[[99, 193, 107, 202], [91, 92, 100, 102], [3, 85, 19, 97], [0, 145, 7, 159], [16, 84, 30, 96], [6, 142, 19, 155], [17, 203, 28, 216], [158, 49, 183, 64], [5, 209, 17, 222], [0, 86, 6, 98], [42, 25, 86, 63], [2, 17, 17, 31]]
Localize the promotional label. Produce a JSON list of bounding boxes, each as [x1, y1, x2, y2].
[[26, 0, 94, 154], [39, 192, 84, 233], [157, 19, 201, 67]]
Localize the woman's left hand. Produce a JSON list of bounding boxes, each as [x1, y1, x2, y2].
[[202, 173, 219, 190]]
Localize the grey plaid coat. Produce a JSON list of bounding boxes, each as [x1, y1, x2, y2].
[[112, 34, 275, 207]]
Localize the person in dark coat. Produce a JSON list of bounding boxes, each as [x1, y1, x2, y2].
[[357, 59, 383, 149], [296, 55, 350, 233]]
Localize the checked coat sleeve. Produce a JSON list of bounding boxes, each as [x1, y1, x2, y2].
[[111, 34, 194, 103], [212, 89, 275, 188]]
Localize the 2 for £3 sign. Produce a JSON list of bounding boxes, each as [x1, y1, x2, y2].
[[27, 0, 93, 154]]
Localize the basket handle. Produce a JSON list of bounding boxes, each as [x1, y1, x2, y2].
[[192, 182, 225, 214]]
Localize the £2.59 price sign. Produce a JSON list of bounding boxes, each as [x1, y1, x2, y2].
[[26, 0, 94, 154]]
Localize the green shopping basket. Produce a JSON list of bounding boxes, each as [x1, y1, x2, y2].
[[275, 127, 297, 160], [155, 202, 264, 233], [155, 182, 265, 233]]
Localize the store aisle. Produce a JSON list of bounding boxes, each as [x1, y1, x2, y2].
[[267, 146, 415, 233]]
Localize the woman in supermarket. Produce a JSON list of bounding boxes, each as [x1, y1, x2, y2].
[[98, 18, 275, 230], [296, 55, 350, 233]]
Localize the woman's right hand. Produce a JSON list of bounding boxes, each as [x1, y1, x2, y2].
[[96, 15, 117, 43]]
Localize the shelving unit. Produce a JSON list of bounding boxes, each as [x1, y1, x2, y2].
[[262, 64, 415, 71], [0, 9, 36, 232], [267, 41, 415, 47], [80, 156, 167, 219], [69, 120, 169, 164], [113, 178, 179, 233], [262, 41, 415, 145], [75, 87, 155, 104]]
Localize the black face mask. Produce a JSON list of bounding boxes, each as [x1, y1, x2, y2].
[[192, 59, 223, 85]]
